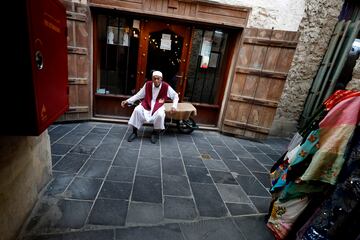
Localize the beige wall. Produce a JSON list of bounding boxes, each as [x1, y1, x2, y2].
[[212, 0, 305, 31], [0, 132, 52, 240]]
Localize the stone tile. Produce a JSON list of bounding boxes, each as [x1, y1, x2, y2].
[[183, 157, 205, 167], [250, 153, 274, 165], [99, 181, 132, 200], [203, 159, 229, 171], [53, 153, 89, 173], [137, 157, 161, 177], [91, 143, 119, 160], [139, 145, 160, 159], [176, 134, 193, 142], [51, 144, 73, 155], [44, 173, 74, 196], [180, 218, 245, 240], [226, 203, 258, 216], [71, 124, 93, 135], [234, 215, 274, 240], [107, 166, 135, 182], [55, 133, 83, 145], [266, 153, 281, 161], [113, 148, 139, 168], [51, 155, 62, 166], [242, 145, 260, 153], [66, 177, 102, 200], [234, 150, 254, 158], [161, 146, 181, 158], [186, 166, 212, 183], [249, 196, 272, 213], [213, 146, 237, 160], [79, 160, 111, 178], [70, 144, 96, 155], [236, 138, 255, 147], [54, 199, 92, 229], [190, 183, 228, 217], [235, 175, 270, 197], [216, 184, 251, 204], [198, 149, 221, 160], [79, 133, 105, 146], [238, 158, 268, 173], [102, 134, 123, 145], [132, 176, 162, 203], [115, 224, 183, 240], [126, 202, 163, 225], [206, 136, 225, 146], [88, 199, 128, 226], [121, 133, 141, 149], [26, 198, 92, 233], [253, 172, 271, 188], [162, 157, 186, 176], [179, 144, 200, 158], [256, 145, 279, 155], [164, 196, 197, 220], [209, 170, 237, 185], [29, 229, 114, 240], [223, 159, 251, 176], [90, 127, 109, 134], [163, 174, 191, 197]]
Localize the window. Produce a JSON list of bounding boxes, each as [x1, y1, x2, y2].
[[184, 29, 228, 104], [96, 15, 139, 95]]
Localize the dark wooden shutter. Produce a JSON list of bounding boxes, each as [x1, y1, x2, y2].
[[221, 28, 300, 139], [57, 2, 91, 121]]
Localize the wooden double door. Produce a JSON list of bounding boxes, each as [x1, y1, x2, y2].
[[137, 20, 192, 98]]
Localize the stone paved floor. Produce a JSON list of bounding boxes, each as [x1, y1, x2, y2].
[[19, 121, 289, 240]]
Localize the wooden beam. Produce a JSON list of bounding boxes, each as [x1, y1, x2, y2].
[[230, 94, 278, 108], [67, 106, 89, 113], [243, 37, 298, 48], [68, 78, 88, 85], [66, 11, 87, 22], [236, 67, 288, 79], [224, 120, 270, 134], [68, 46, 87, 55]]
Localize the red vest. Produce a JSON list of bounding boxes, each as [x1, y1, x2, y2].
[[141, 81, 169, 115]]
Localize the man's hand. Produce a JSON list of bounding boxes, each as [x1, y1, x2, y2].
[[170, 107, 177, 114], [121, 100, 127, 108]]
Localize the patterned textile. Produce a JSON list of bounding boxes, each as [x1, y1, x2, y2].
[[301, 96, 360, 184], [323, 89, 360, 111], [296, 127, 360, 240], [267, 197, 309, 240], [270, 130, 320, 193]]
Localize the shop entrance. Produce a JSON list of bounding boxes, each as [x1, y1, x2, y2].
[[137, 20, 192, 98]]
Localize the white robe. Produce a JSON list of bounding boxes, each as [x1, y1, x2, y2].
[[127, 82, 179, 130]]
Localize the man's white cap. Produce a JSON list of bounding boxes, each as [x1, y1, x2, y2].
[[152, 71, 163, 78]]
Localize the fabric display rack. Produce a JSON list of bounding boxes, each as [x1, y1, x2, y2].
[[266, 90, 360, 240]]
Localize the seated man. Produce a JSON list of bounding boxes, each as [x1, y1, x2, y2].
[[121, 71, 178, 143]]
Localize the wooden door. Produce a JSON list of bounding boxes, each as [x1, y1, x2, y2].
[[137, 20, 192, 98], [222, 28, 299, 139], [57, 3, 91, 121]]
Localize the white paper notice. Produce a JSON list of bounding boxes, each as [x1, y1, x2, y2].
[[160, 34, 172, 50], [160, 39, 171, 50], [200, 40, 212, 57]]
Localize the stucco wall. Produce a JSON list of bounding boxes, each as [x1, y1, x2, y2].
[[347, 57, 360, 90], [211, 0, 305, 31], [270, 0, 343, 137], [0, 132, 52, 240]]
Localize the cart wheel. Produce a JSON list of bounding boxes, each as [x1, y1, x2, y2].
[[177, 118, 197, 134]]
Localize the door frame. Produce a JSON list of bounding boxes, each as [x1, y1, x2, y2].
[[136, 19, 192, 99]]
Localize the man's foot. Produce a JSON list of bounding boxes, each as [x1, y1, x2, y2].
[[150, 132, 159, 144], [127, 132, 137, 142]]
